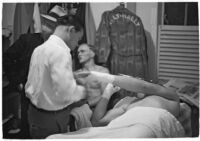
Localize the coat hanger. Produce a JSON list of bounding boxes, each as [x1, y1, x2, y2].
[[113, 2, 126, 11], [119, 2, 125, 8]]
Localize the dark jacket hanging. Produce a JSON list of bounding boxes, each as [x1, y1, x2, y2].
[[95, 5, 148, 80], [3, 33, 44, 88]]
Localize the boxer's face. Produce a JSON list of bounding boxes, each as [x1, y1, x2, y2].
[[78, 44, 93, 64]]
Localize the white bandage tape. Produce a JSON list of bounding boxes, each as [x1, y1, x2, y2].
[[91, 71, 115, 84]]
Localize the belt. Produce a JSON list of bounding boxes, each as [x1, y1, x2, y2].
[[30, 102, 71, 114], [30, 99, 88, 114]]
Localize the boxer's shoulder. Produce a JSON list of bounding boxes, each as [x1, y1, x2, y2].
[[95, 65, 109, 73]]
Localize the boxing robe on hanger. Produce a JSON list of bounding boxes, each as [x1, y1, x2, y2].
[[95, 5, 148, 81]]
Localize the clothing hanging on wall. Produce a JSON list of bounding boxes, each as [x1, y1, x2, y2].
[[85, 3, 96, 46], [95, 5, 148, 97], [13, 3, 35, 42], [95, 5, 148, 78], [75, 3, 87, 44], [4, 33, 45, 87], [32, 3, 42, 33], [2, 3, 16, 45], [38, 3, 50, 14], [90, 3, 119, 30]]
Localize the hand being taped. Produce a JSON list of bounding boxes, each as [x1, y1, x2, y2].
[[102, 83, 120, 99]]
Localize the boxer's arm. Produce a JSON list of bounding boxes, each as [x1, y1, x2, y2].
[[91, 84, 120, 126], [113, 75, 179, 102], [74, 71, 179, 102]]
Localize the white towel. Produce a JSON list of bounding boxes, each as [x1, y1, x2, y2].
[[70, 104, 92, 130], [108, 106, 185, 137], [48, 106, 185, 138]]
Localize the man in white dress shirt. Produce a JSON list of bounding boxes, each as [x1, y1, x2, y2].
[[25, 15, 86, 139]]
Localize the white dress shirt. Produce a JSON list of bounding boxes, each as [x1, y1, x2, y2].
[[25, 35, 86, 111]]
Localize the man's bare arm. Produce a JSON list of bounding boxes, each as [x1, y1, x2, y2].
[[74, 71, 179, 102], [113, 75, 179, 102], [91, 84, 120, 126]]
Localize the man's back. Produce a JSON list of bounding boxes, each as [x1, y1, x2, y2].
[[26, 35, 82, 111]]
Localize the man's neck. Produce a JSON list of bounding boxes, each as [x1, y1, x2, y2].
[[53, 32, 65, 42], [53, 27, 71, 47], [83, 60, 96, 71], [52, 32, 71, 49]]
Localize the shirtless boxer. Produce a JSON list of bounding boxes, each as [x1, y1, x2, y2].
[[75, 44, 109, 108]]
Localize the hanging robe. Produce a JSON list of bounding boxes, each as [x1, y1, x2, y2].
[[95, 5, 148, 97], [95, 5, 148, 79]]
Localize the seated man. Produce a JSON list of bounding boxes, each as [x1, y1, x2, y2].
[[69, 44, 109, 131], [75, 43, 109, 108]]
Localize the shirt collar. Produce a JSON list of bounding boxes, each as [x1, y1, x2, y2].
[[49, 35, 71, 51]]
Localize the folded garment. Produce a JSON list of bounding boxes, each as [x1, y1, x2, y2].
[[48, 106, 185, 138], [70, 104, 92, 130]]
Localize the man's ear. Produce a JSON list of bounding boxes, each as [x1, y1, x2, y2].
[[67, 26, 75, 33], [90, 50, 95, 58]]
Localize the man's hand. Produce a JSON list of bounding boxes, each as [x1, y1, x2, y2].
[[102, 83, 120, 99], [18, 83, 23, 91], [136, 93, 146, 99]]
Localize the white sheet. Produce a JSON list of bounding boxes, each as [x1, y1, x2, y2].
[[48, 106, 185, 138]]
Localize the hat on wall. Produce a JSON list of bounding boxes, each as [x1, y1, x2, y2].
[[40, 5, 68, 33], [41, 5, 68, 23]]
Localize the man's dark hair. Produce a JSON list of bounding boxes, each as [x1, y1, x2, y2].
[[57, 15, 84, 32], [87, 44, 99, 64]]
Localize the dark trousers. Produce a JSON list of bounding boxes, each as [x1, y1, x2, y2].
[[20, 91, 30, 139], [28, 103, 71, 139]]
